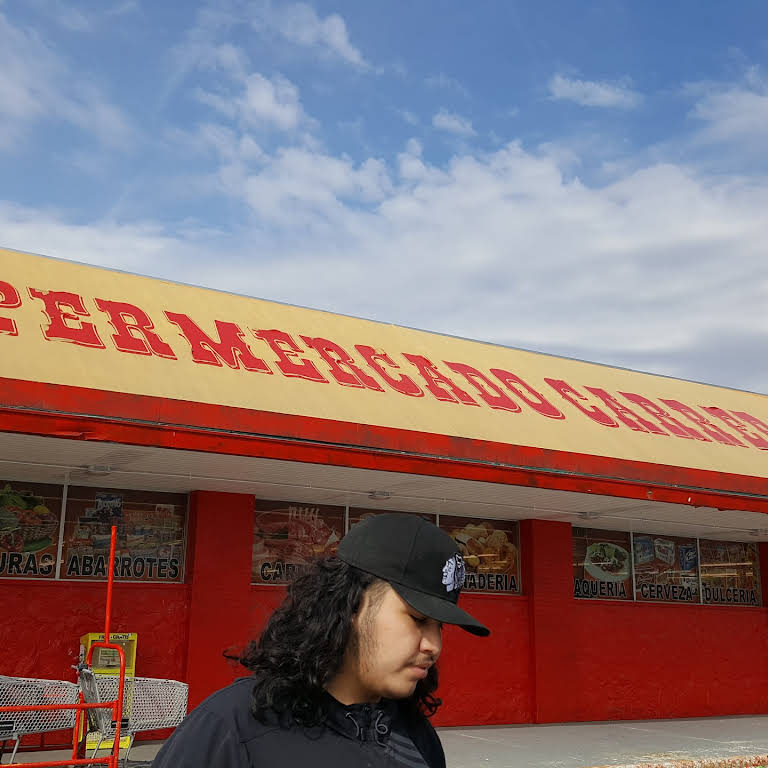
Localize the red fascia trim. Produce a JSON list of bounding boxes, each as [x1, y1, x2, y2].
[[1, 377, 767, 512]]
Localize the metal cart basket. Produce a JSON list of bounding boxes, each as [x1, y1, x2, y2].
[[78, 668, 188, 765], [0, 675, 80, 764]]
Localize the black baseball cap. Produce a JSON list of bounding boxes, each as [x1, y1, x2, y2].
[[337, 513, 490, 637]]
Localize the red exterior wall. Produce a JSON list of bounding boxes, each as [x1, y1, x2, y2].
[[0, 580, 189, 748], [185, 491, 254, 710], [559, 600, 768, 721], [521, 521, 768, 723], [435, 595, 531, 725], [0, 581, 189, 681]]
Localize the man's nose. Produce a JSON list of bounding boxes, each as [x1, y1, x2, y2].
[[420, 620, 442, 658]]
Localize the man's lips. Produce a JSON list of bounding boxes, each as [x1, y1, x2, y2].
[[407, 663, 432, 679]]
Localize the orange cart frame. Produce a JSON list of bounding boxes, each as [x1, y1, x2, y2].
[[0, 526, 127, 768]]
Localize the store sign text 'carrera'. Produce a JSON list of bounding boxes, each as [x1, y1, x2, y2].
[[1, 280, 768, 452]]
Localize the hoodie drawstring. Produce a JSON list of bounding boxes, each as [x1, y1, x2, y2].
[[345, 711, 363, 740], [373, 710, 389, 746]]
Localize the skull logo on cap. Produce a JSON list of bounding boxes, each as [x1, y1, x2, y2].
[[441, 554, 466, 593]]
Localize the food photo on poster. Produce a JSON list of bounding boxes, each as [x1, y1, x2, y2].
[[251, 499, 344, 584], [439, 515, 520, 593], [572, 527, 633, 600], [0, 481, 63, 578], [61, 487, 186, 581], [633, 533, 699, 603], [700, 539, 762, 606]]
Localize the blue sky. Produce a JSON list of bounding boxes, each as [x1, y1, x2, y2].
[[2, 0, 767, 392]]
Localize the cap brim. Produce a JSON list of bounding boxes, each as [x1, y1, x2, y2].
[[390, 582, 490, 637]]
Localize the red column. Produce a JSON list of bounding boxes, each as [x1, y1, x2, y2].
[[520, 518, 574, 723], [185, 490, 253, 709]]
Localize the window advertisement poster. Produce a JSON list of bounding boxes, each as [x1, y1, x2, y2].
[[439, 516, 520, 593], [0, 481, 63, 579], [61, 487, 187, 582], [572, 528, 633, 601], [633, 533, 700, 603], [252, 499, 345, 585], [700, 540, 762, 607]]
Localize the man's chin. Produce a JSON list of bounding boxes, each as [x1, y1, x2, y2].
[[383, 680, 419, 700]]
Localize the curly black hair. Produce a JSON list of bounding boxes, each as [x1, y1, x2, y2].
[[233, 556, 441, 727]]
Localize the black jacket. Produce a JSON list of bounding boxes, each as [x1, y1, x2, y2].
[[152, 678, 446, 768]]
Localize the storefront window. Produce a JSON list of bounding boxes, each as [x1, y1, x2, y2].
[[572, 528, 633, 600], [61, 487, 187, 582], [700, 540, 762, 606], [0, 480, 63, 579], [439, 515, 520, 594], [633, 533, 699, 604], [251, 499, 344, 585]]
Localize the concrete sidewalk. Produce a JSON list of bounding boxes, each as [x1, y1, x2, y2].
[[440, 716, 768, 768], [3, 715, 767, 767]]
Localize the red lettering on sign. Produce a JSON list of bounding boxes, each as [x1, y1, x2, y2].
[[544, 379, 618, 427], [299, 336, 384, 391], [659, 399, 745, 447], [489, 370, 565, 419], [253, 329, 327, 382], [95, 299, 176, 358], [28, 288, 105, 348], [354, 345, 424, 397], [585, 387, 668, 435], [0, 280, 21, 336], [701, 407, 768, 450], [618, 392, 706, 440], [730, 411, 768, 442], [401, 354, 478, 405], [165, 312, 271, 373], [444, 362, 521, 412]]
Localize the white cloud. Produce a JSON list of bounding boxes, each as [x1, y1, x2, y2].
[[432, 109, 476, 136], [26, 0, 140, 31], [398, 110, 419, 126], [164, 2, 366, 115], [193, 137, 768, 392], [0, 203, 187, 278], [250, 1, 366, 67], [196, 42, 251, 79], [195, 71, 307, 133], [53, 3, 90, 31], [689, 68, 768, 145], [425, 72, 469, 97], [0, 10, 133, 149], [193, 87, 238, 119], [240, 73, 304, 130], [241, 148, 391, 228], [548, 73, 642, 109], [107, 1, 140, 16]]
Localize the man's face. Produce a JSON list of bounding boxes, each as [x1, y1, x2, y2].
[[347, 583, 442, 702]]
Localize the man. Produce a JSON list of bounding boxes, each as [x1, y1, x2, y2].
[[153, 513, 490, 767]]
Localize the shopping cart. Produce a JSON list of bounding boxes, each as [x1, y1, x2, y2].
[[0, 527, 129, 767], [78, 667, 188, 766], [0, 675, 80, 764]]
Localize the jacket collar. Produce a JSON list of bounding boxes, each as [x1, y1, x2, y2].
[[321, 691, 398, 744]]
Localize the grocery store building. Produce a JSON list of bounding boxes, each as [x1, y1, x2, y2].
[[1, 246, 767, 733]]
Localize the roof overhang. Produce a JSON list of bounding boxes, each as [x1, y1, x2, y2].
[[2, 431, 767, 542]]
